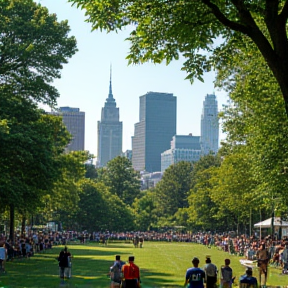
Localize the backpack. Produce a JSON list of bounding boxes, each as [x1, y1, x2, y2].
[[111, 262, 122, 283]]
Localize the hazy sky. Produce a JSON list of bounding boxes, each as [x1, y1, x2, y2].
[[39, 0, 228, 156]]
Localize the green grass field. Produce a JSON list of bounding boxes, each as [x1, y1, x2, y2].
[[0, 241, 287, 288]]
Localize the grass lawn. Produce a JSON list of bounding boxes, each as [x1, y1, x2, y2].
[[0, 241, 287, 287]]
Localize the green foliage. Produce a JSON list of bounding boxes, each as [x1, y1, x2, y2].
[[0, 0, 77, 105], [98, 156, 141, 206], [0, 0, 77, 236], [132, 190, 157, 231], [69, 0, 288, 117], [218, 33, 288, 216], [0, 95, 71, 212], [42, 150, 90, 225], [155, 161, 193, 218], [187, 154, 221, 230], [76, 179, 135, 232], [85, 163, 98, 179]]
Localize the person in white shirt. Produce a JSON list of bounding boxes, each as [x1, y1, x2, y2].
[[0, 243, 7, 273]]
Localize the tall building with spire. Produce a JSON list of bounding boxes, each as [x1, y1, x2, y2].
[[97, 67, 122, 167], [200, 93, 219, 155]]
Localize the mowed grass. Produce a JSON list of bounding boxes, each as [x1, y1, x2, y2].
[[0, 241, 287, 288]]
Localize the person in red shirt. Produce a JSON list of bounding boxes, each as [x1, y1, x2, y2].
[[121, 256, 140, 288]]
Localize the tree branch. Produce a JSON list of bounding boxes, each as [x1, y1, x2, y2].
[[201, 0, 250, 35], [278, 0, 288, 24]]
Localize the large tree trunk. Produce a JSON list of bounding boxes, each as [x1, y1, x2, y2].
[[9, 204, 15, 244]]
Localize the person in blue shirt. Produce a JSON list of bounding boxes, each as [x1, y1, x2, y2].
[[184, 257, 205, 288], [239, 268, 258, 287]]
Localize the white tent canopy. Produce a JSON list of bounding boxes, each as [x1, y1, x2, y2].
[[254, 217, 288, 228]]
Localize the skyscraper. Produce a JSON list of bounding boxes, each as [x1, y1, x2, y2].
[[132, 92, 177, 172], [200, 93, 219, 154], [50, 106, 85, 152], [97, 68, 122, 167]]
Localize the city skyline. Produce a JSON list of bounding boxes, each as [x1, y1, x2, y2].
[[40, 0, 229, 157]]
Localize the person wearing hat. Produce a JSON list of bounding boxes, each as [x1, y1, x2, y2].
[[121, 256, 140, 288], [204, 256, 217, 288], [184, 257, 205, 288], [239, 268, 258, 287]]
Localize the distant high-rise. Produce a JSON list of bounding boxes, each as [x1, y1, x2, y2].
[[201, 93, 219, 154], [161, 134, 202, 172], [132, 92, 177, 172], [50, 106, 85, 152], [97, 68, 122, 167]]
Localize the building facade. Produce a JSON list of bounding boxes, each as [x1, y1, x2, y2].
[[50, 106, 85, 152], [132, 92, 177, 172], [161, 134, 202, 172], [200, 93, 219, 155], [97, 69, 122, 167]]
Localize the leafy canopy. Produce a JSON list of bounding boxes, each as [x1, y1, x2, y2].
[[0, 0, 77, 105]]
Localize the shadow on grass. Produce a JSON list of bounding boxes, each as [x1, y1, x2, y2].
[[0, 246, 186, 288]]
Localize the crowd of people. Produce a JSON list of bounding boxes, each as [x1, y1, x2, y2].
[[185, 256, 258, 288], [1, 229, 288, 287]]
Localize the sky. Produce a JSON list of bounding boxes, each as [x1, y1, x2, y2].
[[39, 0, 229, 156]]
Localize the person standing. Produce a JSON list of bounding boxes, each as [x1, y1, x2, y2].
[[239, 268, 258, 288], [109, 255, 125, 288], [282, 242, 288, 274], [256, 243, 269, 287], [204, 256, 217, 288], [121, 256, 140, 288], [0, 243, 7, 273], [65, 247, 72, 279], [58, 246, 69, 285], [184, 257, 205, 288], [220, 259, 233, 288]]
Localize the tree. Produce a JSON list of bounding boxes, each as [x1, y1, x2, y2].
[[186, 154, 221, 231], [210, 151, 257, 233], [132, 190, 157, 231], [0, 97, 71, 240], [76, 179, 135, 232], [0, 0, 77, 240], [69, 0, 288, 115], [0, 0, 77, 105], [98, 156, 141, 206], [219, 35, 288, 217], [42, 151, 90, 227], [155, 161, 193, 218], [85, 163, 98, 179]]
